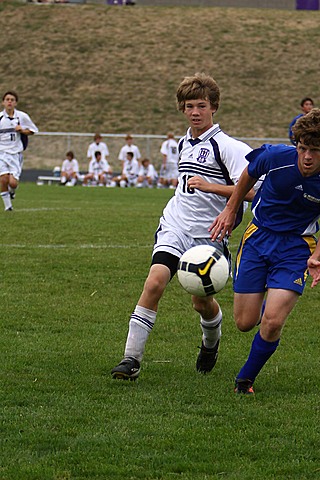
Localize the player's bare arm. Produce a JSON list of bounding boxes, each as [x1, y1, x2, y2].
[[209, 167, 257, 241], [15, 125, 34, 136], [307, 242, 320, 288], [188, 175, 255, 201]]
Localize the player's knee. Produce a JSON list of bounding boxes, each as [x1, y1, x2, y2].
[[192, 295, 216, 317], [143, 276, 166, 299], [234, 314, 256, 332], [261, 315, 283, 337]]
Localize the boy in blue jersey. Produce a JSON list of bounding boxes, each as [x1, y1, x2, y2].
[[210, 108, 320, 395], [111, 72, 254, 381], [288, 97, 314, 145]]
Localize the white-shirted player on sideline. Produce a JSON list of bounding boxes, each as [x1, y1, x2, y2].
[[158, 132, 179, 189], [111, 72, 255, 381], [60, 151, 80, 186], [136, 158, 158, 188], [87, 133, 110, 163], [83, 151, 112, 186], [118, 134, 141, 170], [0, 91, 38, 211], [111, 151, 140, 188]]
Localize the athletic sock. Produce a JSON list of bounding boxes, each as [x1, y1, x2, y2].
[[1, 191, 12, 210], [236, 330, 280, 383], [200, 308, 222, 349], [124, 305, 157, 362]]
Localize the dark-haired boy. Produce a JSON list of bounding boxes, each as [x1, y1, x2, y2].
[[0, 91, 38, 211]]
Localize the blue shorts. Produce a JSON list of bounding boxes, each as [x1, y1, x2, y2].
[[233, 222, 317, 295]]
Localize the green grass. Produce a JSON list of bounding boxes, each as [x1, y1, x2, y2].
[[1, 184, 320, 480]]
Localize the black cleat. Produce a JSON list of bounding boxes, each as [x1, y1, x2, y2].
[[5, 207, 13, 211], [234, 378, 255, 395], [111, 357, 140, 381], [9, 191, 15, 200], [196, 339, 220, 374]]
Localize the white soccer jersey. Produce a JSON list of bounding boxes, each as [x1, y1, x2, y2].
[[138, 163, 158, 180], [123, 158, 140, 180], [61, 158, 79, 175], [118, 144, 141, 163], [88, 158, 110, 176], [162, 124, 252, 238], [87, 141, 109, 161], [160, 138, 179, 165], [0, 109, 38, 154]]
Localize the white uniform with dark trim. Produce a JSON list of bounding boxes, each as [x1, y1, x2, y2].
[[153, 124, 252, 258], [87, 141, 109, 162], [0, 109, 38, 179]]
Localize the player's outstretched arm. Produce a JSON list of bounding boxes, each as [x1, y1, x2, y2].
[[209, 167, 256, 242]]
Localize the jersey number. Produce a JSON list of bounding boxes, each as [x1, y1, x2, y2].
[[181, 174, 195, 194]]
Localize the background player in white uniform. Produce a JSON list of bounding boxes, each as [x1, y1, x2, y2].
[[118, 134, 141, 170], [0, 91, 38, 211], [158, 132, 179, 189], [83, 151, 112, 186], [111, 72, 255, 381], [136, 158, 158, 188], [60, 151, 79, 186], [87, 133, 109, 163]]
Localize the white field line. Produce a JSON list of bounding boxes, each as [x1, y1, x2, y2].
[[0, 243, 153, 249], [16, 207, 80, 212], [0, 242, 239, 250]]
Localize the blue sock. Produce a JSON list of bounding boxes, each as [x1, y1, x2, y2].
[[236, 330, 279, 383]]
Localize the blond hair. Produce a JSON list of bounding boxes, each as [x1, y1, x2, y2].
[[176, 72, 220, 112]]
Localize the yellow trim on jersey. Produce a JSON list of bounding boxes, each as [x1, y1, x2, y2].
[[235, 221, 259, 279]]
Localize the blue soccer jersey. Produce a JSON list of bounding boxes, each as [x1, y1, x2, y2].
[[247, 144, 320, 236]]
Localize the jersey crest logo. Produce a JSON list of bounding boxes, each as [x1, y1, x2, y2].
[[293, 277, 303, 286], [295, 184, 303, 191], [196, 148, 210, 163]]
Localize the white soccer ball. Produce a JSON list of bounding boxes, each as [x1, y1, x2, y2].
[[177, 245, 229, 297]]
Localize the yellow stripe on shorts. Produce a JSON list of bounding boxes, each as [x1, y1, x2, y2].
[[235, 221, 259, 279]]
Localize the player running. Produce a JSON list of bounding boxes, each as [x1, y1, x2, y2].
[[210, 108, 320, 395], [111, 72, 255, 381], [0, 91, 38, 211]]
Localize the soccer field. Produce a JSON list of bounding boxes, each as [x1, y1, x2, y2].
[[1, 184, 319, 480]]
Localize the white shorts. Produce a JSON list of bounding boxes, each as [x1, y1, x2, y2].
[[160, 164, 178, 180], [127, 177, 138, 187], [0, 151, 23, 180], [152, 215, 227, 259]]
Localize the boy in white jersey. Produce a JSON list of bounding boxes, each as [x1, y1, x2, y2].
[[87, 133, 110, 163], [60, 151, 79, 186], [136, 158, 158, 188], [0, 91, 38, 211], [111, 72, 254, 381], [210, 108, 320, 395], [158, 132, 179, 189], [83, 151, 112, 186], [118, 134, 141, 170]]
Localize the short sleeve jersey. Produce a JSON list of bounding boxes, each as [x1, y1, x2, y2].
[[160, 138, 179, 165], [138, 163, 157, 179], [61, 158, 79, 175], [0, 109, 38, 154], [118, 144, 141, 163], [247, 144, 320, 235], [162, 124, 252, 238], [87, 141, 109, 161], [123, 158, 140, 180], [88, 158, 110, 175]]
